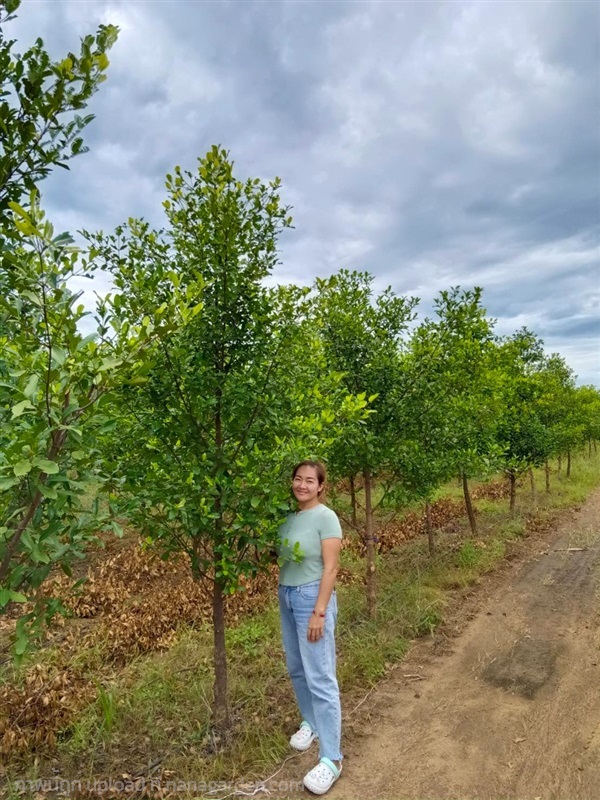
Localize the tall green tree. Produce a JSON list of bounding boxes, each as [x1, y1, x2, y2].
[[0, 200, 173, 658], [576, 385, 600, 457], [495, 329, 552, 514], [534, 354, 577, 482], [418, 288, 502, 535], [562, 384, 600, 476], [89, 148, 367, 731], [0, 2, 121, 659], [402, 320, 460, 554], [313, 270, 418, 617]]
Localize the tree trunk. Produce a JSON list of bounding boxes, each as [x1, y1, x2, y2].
[[545, 460, 551, 494], [567, 450, 572, 478], [349, 474, 358, 529], [462, 472, 477, 536], [363, 467, 377, 619], [594, 441, 597, 454], [212, 578, 230, 732], [425, 500, 434, 556], [557, 454, 562, 479], [509, 470, 516, 518], [529, 466, 536, 507], [211, 386, 230, 732], [0, 425, 69, 584], [589, 439, 593, 458]]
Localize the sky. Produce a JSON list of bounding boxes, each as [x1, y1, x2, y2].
[[9, 0, 600, 385]]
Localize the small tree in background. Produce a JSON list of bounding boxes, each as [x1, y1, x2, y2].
[[313, 270, 418, 618], [535, 354, 578, 482], [402, 319, 459, 555], [495, 329, 552, 514], [420, 288, 502, 536], [576, 385, 600, 457]]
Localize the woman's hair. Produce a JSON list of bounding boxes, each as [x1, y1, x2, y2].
[[292, 460, 327, 497]]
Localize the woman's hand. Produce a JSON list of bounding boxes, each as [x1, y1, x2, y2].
[[308, 612, 326, 642]]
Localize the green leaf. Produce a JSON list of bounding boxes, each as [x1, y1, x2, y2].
[[33, 458, 60, 474], [23, 373, 39, 399], [51, 347, 66, 366], [20, 289, 41, 307], [14, 217, 37, 236], [13, 460, 32, 476], [60, 562, 73, 578], [71, 450, 85, 460], [14, 637, 28, 656], [76, 333, 97, 350], [9, 591, 28, 603], [11, 399, 35, 418], [38, 483, 58, 500], [0, 477, 18, 491], [52, 231, 74, 246], [98, 356, 122, 371]]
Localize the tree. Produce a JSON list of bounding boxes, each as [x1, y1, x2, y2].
[[534, 354, 577, 484], [495, 329, 552, 515], [0, 2, 121, 659], [0, 199, 174, 659], [88, 148, 367, 731], [562, 385, 600, 475], [576, 385, 600, 456], [417, 288, 502, 536], [402, 319, 461, 555], [0, 0, 118, 224], [312, 270, 418, 617]]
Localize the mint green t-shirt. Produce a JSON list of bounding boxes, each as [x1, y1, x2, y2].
[[277, 504, 343, 587]]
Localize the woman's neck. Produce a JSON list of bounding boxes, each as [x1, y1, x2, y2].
[[296, 498, 321, 512]]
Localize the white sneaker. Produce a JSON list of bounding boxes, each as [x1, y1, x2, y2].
[[289, 721, 318, 751], [303, 758, 342, 795]]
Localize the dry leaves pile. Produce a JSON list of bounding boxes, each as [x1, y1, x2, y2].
[[44, 544, 279, 661], [472, 477, 512, 500], [0, 663, 95, 757], [368, 478, 515, 554], [1, 542, 278, 758], [372, 497, 467, 555]]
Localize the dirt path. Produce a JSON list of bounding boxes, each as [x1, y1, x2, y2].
[[276, 490, 600, 800]]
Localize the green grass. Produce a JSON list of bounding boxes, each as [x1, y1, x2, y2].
[[2, 451, 600, 798]]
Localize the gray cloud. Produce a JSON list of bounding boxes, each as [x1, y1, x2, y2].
[[9, 0, 600, 384]]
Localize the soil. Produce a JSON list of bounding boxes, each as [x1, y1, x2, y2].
[[275, 489, 600, 800]]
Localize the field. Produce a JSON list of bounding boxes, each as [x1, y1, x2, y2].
[[1, 452, 599, 799]]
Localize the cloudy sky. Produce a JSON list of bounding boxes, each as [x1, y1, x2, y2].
[[10, 0, 600, 384]]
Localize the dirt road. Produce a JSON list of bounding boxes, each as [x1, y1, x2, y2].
[[277, 490, 600, 800]]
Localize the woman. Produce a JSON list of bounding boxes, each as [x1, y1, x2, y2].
[[277, 460, 343, 795]]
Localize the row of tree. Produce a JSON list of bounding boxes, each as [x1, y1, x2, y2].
[[318, 275, 600, 617], [1, 0, 599, 732]]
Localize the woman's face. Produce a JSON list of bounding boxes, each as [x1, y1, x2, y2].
[[292, 465, 322, 504]]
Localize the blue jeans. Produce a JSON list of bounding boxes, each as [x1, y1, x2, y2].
[[278, 579, 343, 762]]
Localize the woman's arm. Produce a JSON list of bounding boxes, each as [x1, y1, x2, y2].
[[307, 537, 342, 643]]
